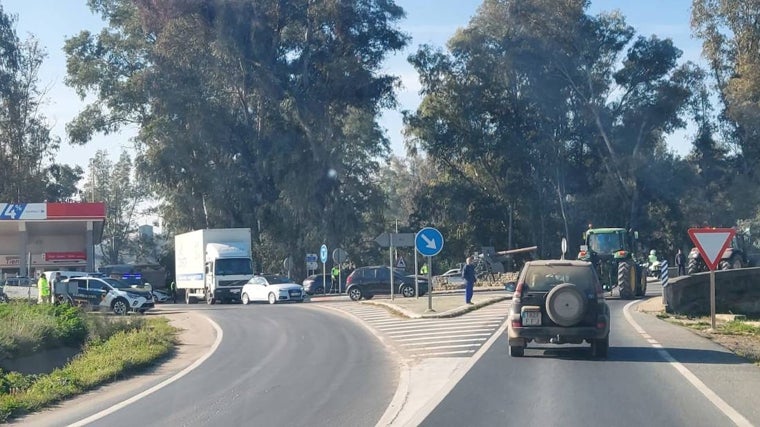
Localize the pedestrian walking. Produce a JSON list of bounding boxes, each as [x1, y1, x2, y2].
[[37, 273, 50, 304], [52, 272, 62, 304], [462, 256, 477, 305], [675, 249, 686, 276], [169, 281, 177, 303]]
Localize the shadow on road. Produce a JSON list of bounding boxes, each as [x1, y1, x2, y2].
[[524, 345, 748, 365]]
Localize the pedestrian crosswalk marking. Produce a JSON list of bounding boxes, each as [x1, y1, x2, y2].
[[318, 299, 509, 359]]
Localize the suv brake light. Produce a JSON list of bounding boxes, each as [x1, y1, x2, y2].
[[513, 282, 524, 302], [346, 275, 353, 285]]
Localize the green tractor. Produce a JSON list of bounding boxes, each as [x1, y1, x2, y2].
[[577, 227, 647, 299]]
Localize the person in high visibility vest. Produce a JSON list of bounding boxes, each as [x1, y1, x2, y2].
[[420, 264, 428, 275], [37, 273, 50, 304], [331, 265, 340, 291]]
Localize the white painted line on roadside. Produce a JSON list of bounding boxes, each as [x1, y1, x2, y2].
[[67, 315, 224, 427], [623, 301, 752, 427], [647, 339, 659, 344], [399, 320, 509, 426], [407, 343, 483, 351], [414, 350, 476, 358], [379, 322, 501, 333], [401, 338, 488, 347], [387, 327, 496, 338], [396, 333, 492, 343]]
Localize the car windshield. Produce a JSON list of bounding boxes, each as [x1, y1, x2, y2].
[[103, 278, 131, 289], [264, 275, 292, 284], [523, 265, 596, 292]]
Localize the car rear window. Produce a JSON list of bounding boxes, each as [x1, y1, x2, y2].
[[522, 265, 596, 292]]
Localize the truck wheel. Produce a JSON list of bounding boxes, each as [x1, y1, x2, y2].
[[112, 298, 129, 316], [185, 291, 193, 304], [618, 262, 634, 300], [206, 290, 215, 305]]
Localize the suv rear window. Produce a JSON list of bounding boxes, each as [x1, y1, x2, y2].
[[521, 265, 597, 292]]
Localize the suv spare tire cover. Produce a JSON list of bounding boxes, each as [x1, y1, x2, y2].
[[545, 283, 587, 327]]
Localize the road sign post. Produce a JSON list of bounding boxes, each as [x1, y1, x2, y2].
[[415, 227, 444, 313], [687, 228, 735, 329], [333, 248, 347, 293], [320, 244, 328, 296]]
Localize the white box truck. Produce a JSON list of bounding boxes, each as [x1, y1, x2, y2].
[[175, 228, 254, 304]]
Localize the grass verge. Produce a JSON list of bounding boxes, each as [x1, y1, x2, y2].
[[0, 316, 176, 422], [660, 313, 760, 365]]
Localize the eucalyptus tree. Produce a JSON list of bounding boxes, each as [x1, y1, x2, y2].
[[405, 0, 702, 254], [84, 150, 148, 265], [0, 5, 81, 202], [64, 0, 408, 271]]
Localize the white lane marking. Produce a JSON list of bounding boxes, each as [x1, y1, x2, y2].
[[399, 321, 509, 426], [406, 343, 483, 351], [68, 316, 224, 427], [376, 322, 501, 332], [414, 350, 476, 358], [401, 338, 488, 347], [387, 327, 497, 338], [396, 333, 492, 343], [623, 301, 753, 427]]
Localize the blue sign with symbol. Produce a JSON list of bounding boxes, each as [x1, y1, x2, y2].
[[320, 244, 328, 263], [415, 227, 444, 257], [0, 204, 26, 220]]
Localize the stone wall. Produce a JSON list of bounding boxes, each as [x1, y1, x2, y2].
[[663, 267, 760, 316]]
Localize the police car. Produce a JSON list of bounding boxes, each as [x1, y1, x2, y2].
[[65, 276, 154, 315]]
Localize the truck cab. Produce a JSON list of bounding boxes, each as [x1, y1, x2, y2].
[[203, 243, 253, 303]]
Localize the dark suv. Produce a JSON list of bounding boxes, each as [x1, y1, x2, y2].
[[345, 266, 428, 301], [507, 260, 610, 358]]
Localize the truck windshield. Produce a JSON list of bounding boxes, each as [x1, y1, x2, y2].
[[215, 258, 253, 276], [589, 232, 626, 255]]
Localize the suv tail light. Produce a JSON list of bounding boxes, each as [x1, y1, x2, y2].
[[346, 275, 353, 285], [513, 282, 524, 302]]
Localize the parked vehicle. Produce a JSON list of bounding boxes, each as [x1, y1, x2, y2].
[[65, 276, 155, 315], [175, 228, 254, 304], [2, 277, 35, 301], [302, 274, 335, 295], [507, 260, 610, 358], [345, 266, 428, 301], [241, 274, 305, 304], [152, 289, 172, 303], [435, 268, 465, 287]]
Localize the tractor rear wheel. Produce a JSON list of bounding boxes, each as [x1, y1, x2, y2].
[[618, 261, 634, 300]]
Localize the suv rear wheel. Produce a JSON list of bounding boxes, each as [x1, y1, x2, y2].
[[545, 284, 586, 327], [591, 336, 609, 358], [509, 343, 525, 357]]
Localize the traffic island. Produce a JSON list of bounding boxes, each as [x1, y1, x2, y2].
[[361, 294, 510, 318]]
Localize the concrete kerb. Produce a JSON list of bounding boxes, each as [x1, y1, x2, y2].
[[361, 295, 511, 319]]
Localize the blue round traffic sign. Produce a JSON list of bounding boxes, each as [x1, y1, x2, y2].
[[415, 227, 444, 257], [320, 244, 328, 263]]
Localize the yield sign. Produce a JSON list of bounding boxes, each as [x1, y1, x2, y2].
[[687, 228, 735, 271]]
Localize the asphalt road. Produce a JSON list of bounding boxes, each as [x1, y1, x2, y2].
[[420, 282, 760, 427], [79, 303, 397, 427]]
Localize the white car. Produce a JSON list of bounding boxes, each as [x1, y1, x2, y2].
[[241, 274, 305, 305], [437, 268, 466, 286]]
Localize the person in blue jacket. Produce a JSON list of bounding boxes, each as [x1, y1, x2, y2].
[[462, 256, 477, 305]]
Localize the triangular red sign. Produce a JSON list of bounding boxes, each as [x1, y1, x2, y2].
[[687, 228, 735, 271]]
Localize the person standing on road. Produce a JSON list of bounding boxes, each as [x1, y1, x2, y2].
[[169, 281, 177, 303], [331, 265, 340, 292], [462, 256, 477, 305], [37, 273, 50, 304], [675, 249, 686, 276]]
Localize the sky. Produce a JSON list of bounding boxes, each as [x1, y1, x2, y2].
[[2, 0, 702, 173]]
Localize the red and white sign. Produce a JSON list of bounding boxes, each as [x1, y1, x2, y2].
[[44, 251, 87, 261], [687, 228, 735, 271]]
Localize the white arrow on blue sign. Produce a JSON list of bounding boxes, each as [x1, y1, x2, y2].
[[320, 244, 328, 263], [415, 227, 444, 257]]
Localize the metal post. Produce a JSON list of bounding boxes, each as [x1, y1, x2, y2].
[[389, 233, 394, 300], [414, 250, 419, 300], [322, 261, 326, 296], [710, 270, 716, 329], [425, 257, 434, 313]]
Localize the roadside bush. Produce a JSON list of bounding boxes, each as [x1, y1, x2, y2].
[[0, 317, 176, 422], [0, 303, 87, 360]]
